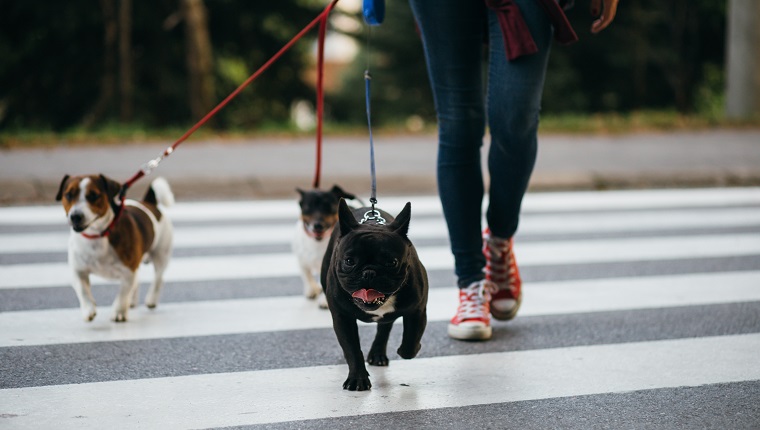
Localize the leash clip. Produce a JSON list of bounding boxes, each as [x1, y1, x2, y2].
[[141, 157, 162, 175], [359, 209, 386, 225], [141, 146, 173, 175]]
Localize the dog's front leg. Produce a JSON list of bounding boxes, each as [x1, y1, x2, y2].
[[72, 270, 96, 322], [331, 311, 371, 391], [113, 273, 139, 322], [367, 322, 393, 366], [398, 309, 427, 359], [298, 263, 321, 299]]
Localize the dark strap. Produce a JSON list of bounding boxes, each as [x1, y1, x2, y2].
[[535, 0, 578, 45], [486, 0, 537, 60], [485, 0, 578, 61]]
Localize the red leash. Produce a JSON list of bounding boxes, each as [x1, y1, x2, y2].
[[312, 9, 330, 189], [88, 0, 340, 238]]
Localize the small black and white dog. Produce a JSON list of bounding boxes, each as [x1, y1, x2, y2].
[[321, 199, 428, 391], [292, 185, 357, 308]]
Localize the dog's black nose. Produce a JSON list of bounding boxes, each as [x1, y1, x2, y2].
[[70, 212, 84, 224], [362, 270, 376, 280], [313, 222, 325, 233]]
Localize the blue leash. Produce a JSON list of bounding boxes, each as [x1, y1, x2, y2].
[[364, 68, 377, 209], [362, 0, 385, 212], [363, 0, 383, 210]]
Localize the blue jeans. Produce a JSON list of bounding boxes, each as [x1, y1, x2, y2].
[[409, 0, 553, 287]]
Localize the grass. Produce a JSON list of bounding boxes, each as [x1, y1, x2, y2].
[[538, 110, 760, 134], [1, 110, 758, 148]]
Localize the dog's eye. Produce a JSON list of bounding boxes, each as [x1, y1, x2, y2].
[[343, 257, 356, 267], [65, 190, 76, 201], [386, 258, 399, 268], [86, 192, 100, 203]]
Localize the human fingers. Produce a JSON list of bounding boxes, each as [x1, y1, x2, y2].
[[591, 0, 619, 34]]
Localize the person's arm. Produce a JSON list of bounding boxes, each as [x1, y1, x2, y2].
[[590, 0, 620, 33]]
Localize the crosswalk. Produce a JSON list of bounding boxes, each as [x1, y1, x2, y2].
[[1, 188, 759, 429]]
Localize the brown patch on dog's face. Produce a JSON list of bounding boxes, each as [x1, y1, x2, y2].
[[57, 175, 114, 232], [297, 188, 345, 241], [297, 185, 358, 241]]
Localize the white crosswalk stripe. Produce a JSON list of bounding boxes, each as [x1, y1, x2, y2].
[[3, 206, 760, 253], [1, 187, 759, 429], [2, 334, 758, 429], [2, 271, 758, 347], [3, 234, 760, 289]]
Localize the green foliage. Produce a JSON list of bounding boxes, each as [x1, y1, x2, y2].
[[0, 0, 733, 133], [544, 0, 727, 113], [0, 0, 321, 131], [332, 0, 729, 125]]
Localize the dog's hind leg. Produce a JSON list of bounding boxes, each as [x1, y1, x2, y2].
[[72, 270, 97, 322], [146, 221, 173, 309], [113, 273, 139, 322], [367, 321, 394, 366]]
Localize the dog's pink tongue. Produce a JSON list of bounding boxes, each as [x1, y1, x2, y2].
[[352, 289, 384, 302]]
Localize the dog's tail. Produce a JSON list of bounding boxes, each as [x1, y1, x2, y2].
[[144, 177, 175, 207]]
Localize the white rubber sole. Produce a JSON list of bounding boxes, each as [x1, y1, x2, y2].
[[447, 321, 492, 341]]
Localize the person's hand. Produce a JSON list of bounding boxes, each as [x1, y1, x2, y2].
[[590, 0, 619, 33]]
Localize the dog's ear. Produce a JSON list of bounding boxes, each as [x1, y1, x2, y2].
[[338, 198, 359, 236], [99, 174, 123, 211], [55, 175, 71, 201], [330, 185, 357, 202], [389, 202, 411, 238], [296, 187, 306, 205]]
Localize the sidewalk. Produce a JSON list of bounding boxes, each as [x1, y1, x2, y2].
[[1, 130, 759, 205]]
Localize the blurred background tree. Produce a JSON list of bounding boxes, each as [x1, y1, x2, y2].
[[0, 0, 738, 135], [0, 0, 321, 131]]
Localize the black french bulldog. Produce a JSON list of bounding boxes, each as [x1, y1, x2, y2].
[[321, 199, 429, 391]]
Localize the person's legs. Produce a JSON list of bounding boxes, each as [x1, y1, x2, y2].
[[409, 0, 494, 340], [409, 0, 487, 288], [486, 0, 552, 236], [484, 0, 553, 320]]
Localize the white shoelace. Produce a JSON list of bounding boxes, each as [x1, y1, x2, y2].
[[457, 281, 496, 320]]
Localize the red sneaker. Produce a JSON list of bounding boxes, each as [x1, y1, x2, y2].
[[483, 228, 522, 321], [448, 280, 497, 340]]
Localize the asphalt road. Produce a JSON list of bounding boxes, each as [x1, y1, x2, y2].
[[1, 129, 759, 205], [1, 188, 759, 429]]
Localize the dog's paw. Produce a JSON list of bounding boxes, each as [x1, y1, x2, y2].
[[367, 349, 389, 366], [82, 308, 96, 322], [397, 343, 421, 360], [112, 311, 128, 323], [304, 282, 321, 300], [343, 374, 372, 391], [145, 294, 157, 309], [317, 293, 328, 309]]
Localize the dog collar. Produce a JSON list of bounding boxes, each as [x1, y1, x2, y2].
[[81, 230, 110, 239], [80, 207, 122, 239]]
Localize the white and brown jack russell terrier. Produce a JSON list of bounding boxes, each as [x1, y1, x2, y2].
[[56, 174, 174, 322], [292, 185, 357, 308]]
